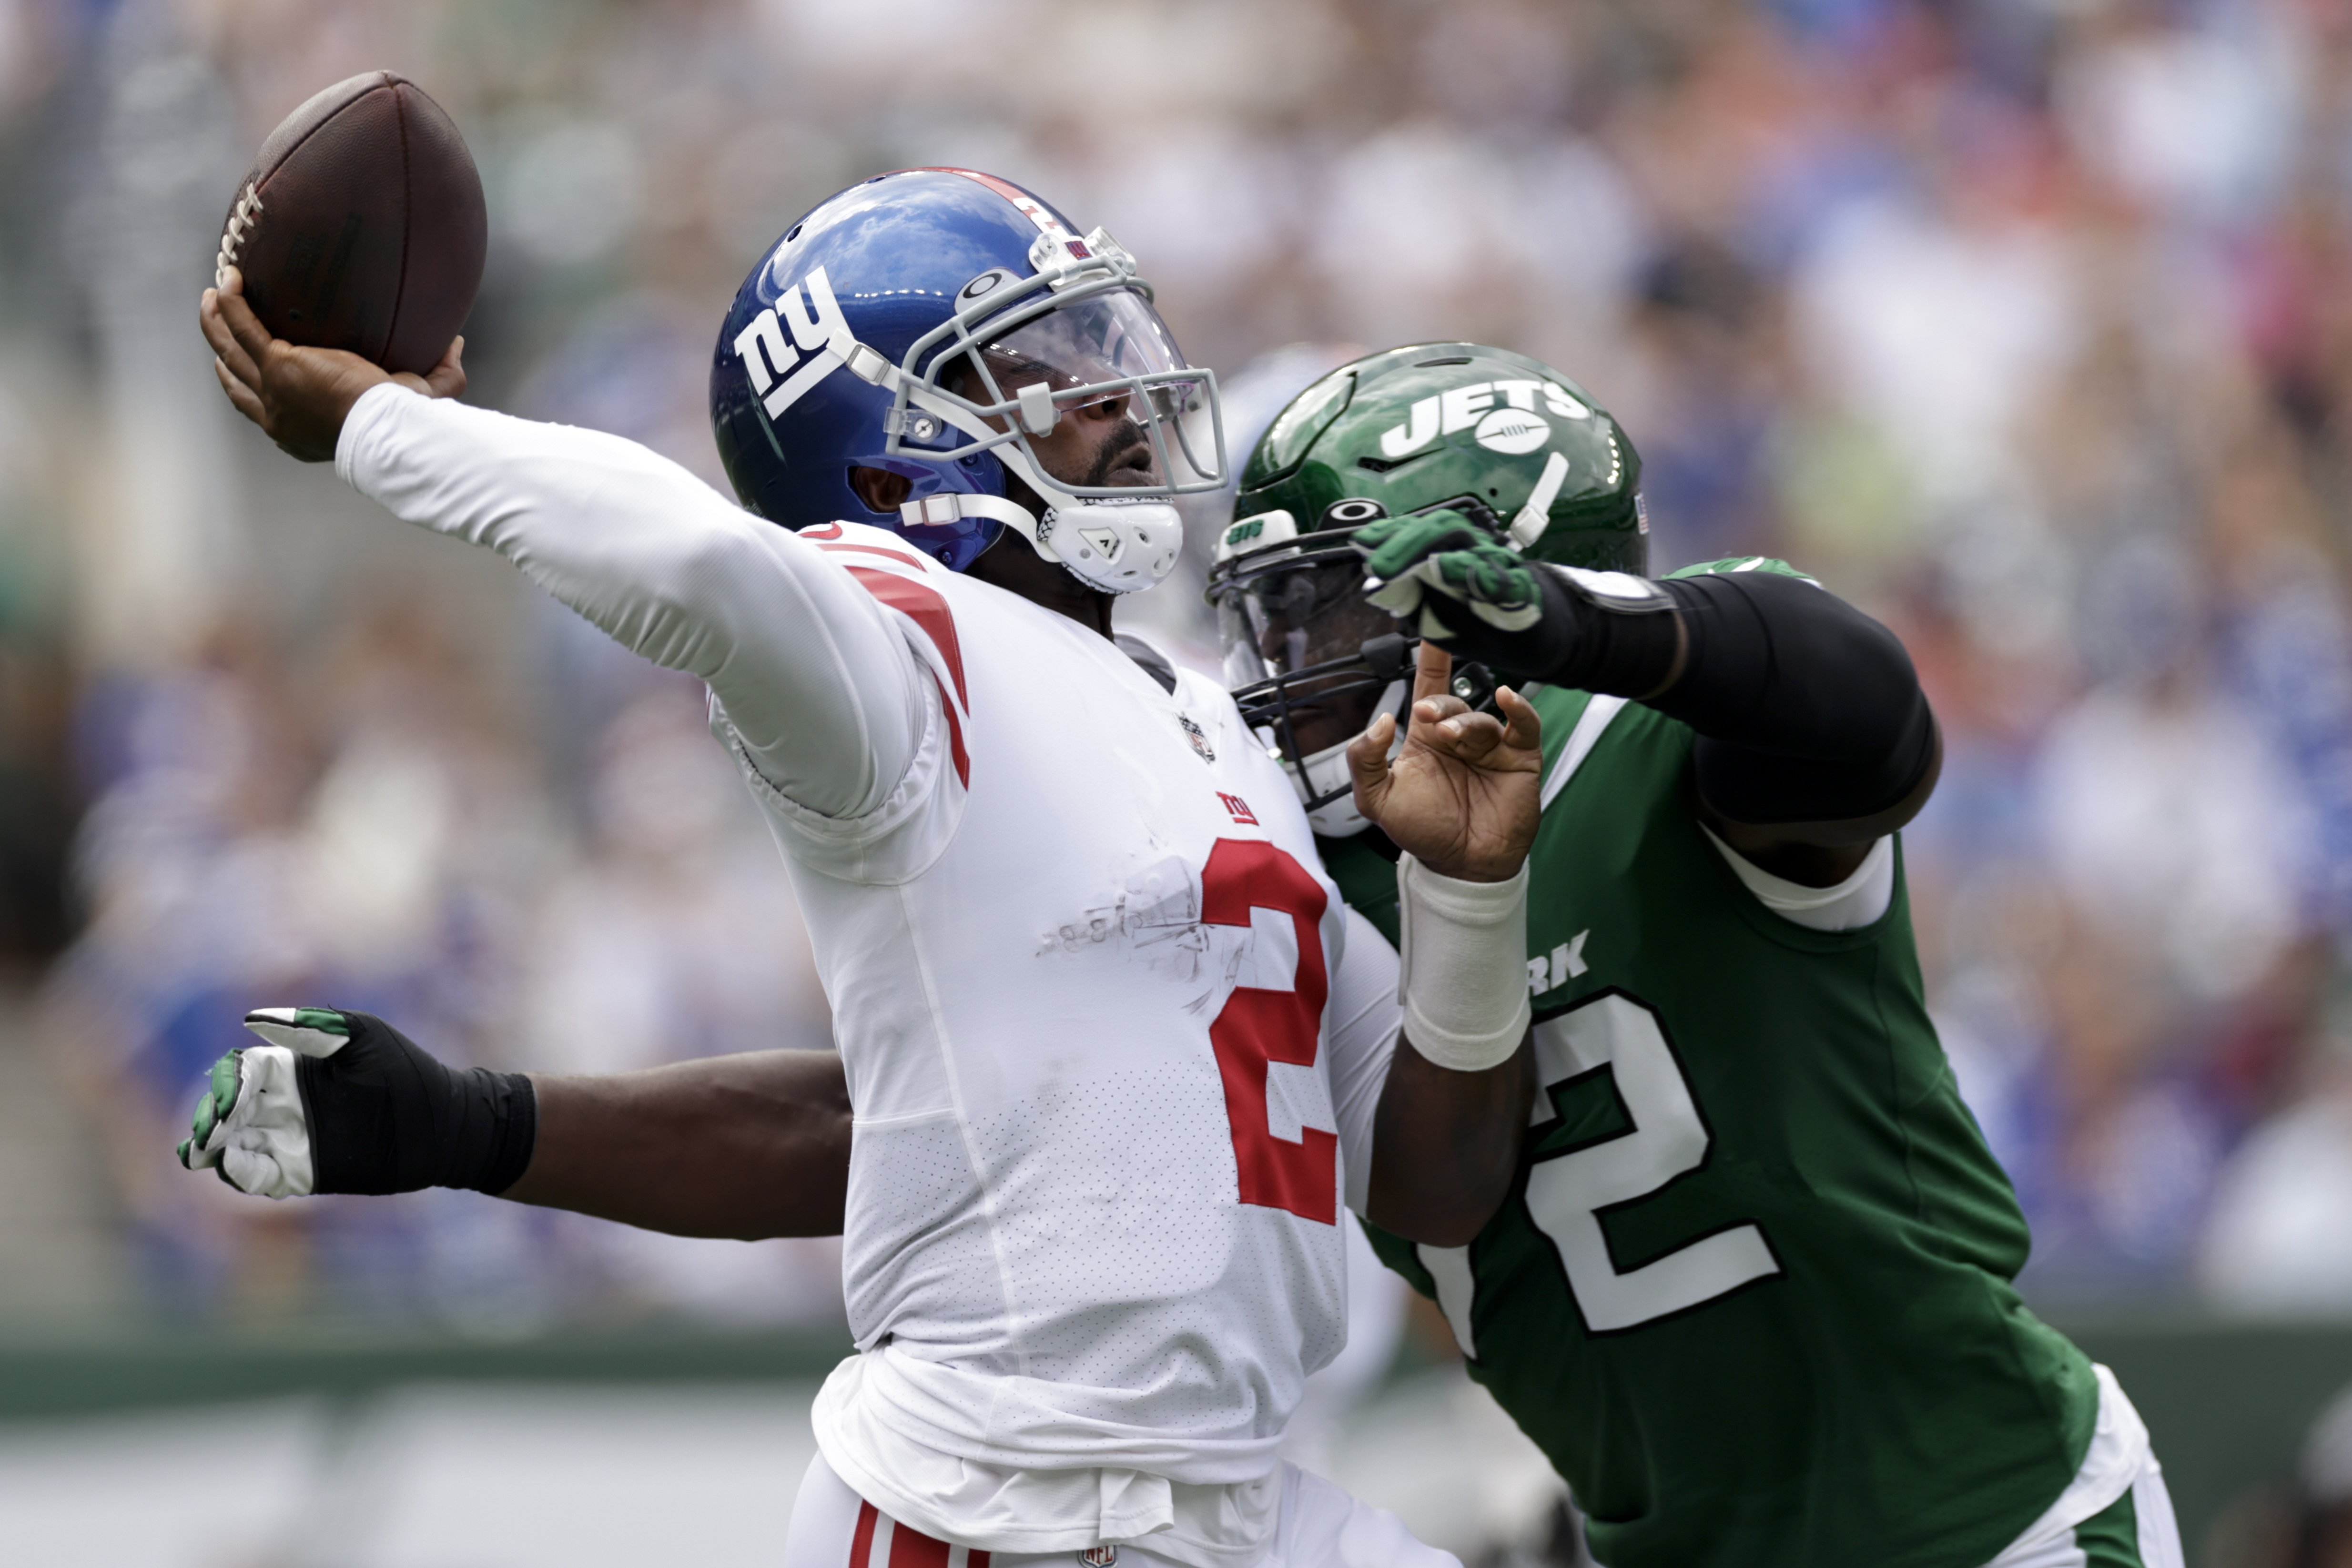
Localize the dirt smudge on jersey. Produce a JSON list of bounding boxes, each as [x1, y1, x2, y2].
[[1036, 855, 1205, 969], [1034, 853, 1287, 1022]]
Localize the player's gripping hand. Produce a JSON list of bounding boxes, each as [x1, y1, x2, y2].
[[1347, 639, 1542, 884], [1353, 510, 1674, 686], [178, 1008, 535, 1198], [198, 267, 466, 463]]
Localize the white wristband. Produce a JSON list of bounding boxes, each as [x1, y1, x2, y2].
[[1397, 854, 1532, 1072]]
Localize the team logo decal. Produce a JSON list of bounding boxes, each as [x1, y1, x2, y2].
[[1380, 379, 1590, 459], [732, 267, 888, 422], [1213, 508, 1298, 565], [1475, 407, 1551, 455], [1178, 715, 1216, 764]]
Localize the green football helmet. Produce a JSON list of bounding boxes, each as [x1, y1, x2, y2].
[[1206, 342, 1645, 834]]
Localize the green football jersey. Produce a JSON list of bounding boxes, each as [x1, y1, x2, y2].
[[1333, 565, 2098, 1568]]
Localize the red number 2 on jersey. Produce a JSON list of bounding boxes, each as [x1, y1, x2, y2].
[[1201, 839, 1337, 1224]]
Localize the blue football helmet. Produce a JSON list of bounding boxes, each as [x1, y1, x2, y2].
[[709, 168, 1225, 593]]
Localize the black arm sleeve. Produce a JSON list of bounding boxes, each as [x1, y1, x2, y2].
[[1644, 572, 1936, 826], [295, 1011, 538, 1196]]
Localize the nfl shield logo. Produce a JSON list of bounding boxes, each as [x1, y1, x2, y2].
[[1177, 715, 1216, 764], [1079, 1549, 1118, 1568]]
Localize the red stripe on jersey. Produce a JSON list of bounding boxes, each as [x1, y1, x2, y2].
[[889, 1520, 951, 1568], [850, 1502, 879, 1568], [843, 565, 971, 787], [800, 523, 845, 541], [972, 1554, 990, 1568], [927, 671, 970, 787], [845, 567, 969, 709], [817, 540, 928, 569]]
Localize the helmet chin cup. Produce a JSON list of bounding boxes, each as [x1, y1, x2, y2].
[[995, 437, 1181, 592], [899, 491, 1181, 594], [1036, 500, 1182, 593]]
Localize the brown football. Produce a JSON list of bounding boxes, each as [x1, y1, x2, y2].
[[215, 72, 486, 375]]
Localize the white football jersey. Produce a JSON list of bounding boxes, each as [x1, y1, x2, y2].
[[334, 387, 1400, 1563], [719, 525, 1391, 1489]]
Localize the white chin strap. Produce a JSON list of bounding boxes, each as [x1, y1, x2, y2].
[[1278, 679, 1409, 837]]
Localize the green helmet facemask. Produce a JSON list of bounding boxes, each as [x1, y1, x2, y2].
[[1206, 342, 1645, 835]]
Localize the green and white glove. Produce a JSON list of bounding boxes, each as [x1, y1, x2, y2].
[[1354, 511, 1545, 640], [178, 1008, 537, 1199], [178, 1009, 352, 1197], [1353, 510, 1679, 688]]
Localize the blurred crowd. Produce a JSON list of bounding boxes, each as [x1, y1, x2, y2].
[[5, 0, 2352, 1328]]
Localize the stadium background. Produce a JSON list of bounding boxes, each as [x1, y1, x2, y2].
[[0, 0, 2349, 1562]]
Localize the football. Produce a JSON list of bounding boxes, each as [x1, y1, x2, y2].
[[214, 71, 486, 375]]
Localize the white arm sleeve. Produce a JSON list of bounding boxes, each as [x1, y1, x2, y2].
[[1701, 825, 1896, 931], [1326, 905, 1403, 1218], [336, 384, 924, 819]]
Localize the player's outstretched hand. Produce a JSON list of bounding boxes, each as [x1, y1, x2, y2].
[[178, 1008, 354, 1197], [198, 266, 465, 463], [179, 1007, 532, 1199], [1353, 510, 1618, 685], [1347, 640, 1542, 883]]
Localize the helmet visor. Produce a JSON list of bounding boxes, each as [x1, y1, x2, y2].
[[1217, 558, 1393, 684], [1214, 555, 1404, 759], [937, 286, 1224, 496]]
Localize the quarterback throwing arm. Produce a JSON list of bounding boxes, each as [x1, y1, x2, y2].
[[334, 384, 938, 817], [181, 379, 1535, 1224], [176, 369, 928, 1228], [181, 367, 1532, 1247]]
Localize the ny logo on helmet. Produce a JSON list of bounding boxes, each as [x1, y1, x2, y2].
[[732, 267, 891, 421]]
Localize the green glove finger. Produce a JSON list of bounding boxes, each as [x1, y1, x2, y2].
[[1350, 515, 1407, 556], [1352, 510, 1485, 582], [183, 1049, 247, 1168], [209, 1051, 244, 1118], [1402, 546, 1541, 637], [1433, 549, 1484, 594], [183, 1097, 222, 1169], [1430, 544, 1536, 608], [181, 1110, 221, 1169], [1478, 554, 1535, 607]]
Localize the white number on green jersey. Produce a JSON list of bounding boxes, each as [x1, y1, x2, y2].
[[1419, 991, 1781, 1347]]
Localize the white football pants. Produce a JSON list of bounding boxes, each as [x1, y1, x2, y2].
[[781, 1453, 1461, 1568], [1981, 1454, 2184, 1568], [1980, 1364, 2185, 1568]]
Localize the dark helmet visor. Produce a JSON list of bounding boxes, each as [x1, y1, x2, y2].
[[1216, 557, 1399, 694]]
